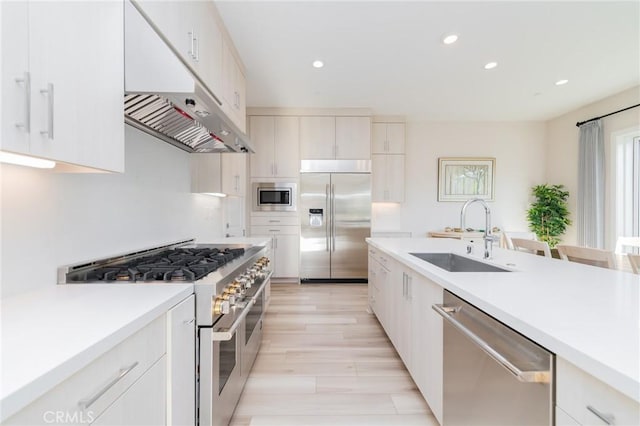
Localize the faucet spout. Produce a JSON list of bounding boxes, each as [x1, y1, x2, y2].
[[460, 198, 496, 259]]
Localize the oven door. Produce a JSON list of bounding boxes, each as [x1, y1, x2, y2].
[[243, 278, 268, 376], [199, 323, 243, 426]]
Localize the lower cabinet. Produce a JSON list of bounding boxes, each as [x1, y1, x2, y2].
[[409, 274, 443, 424], [251, 218, 299, 279], [367, 245, 444, 425], [4, 315, 167, 425], [91, 357, 166, 426], [167, 295, 195, 426], [556, 357, 639, 426]]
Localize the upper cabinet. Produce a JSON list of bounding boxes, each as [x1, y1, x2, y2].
[[132, 0, 246, 133], [191, 153, 247, 197], [372, 122, 405, 154], [1, 1, 124, 172], [249, 116, 299, 178], [221, 153, 247, 197], [222, 40, 247, 133], [300, 116, 371, 160]]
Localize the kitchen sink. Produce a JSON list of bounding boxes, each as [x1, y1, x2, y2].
[[410, 253, 511, 272]]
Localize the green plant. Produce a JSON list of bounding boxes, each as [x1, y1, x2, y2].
[[527, 184, 571, 248]]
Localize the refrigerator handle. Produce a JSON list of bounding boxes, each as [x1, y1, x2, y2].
[[331, 184, 336, 252], [325, 184, 330, 252]]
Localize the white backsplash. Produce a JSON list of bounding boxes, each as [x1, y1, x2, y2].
[[0, 126, 224, 297]]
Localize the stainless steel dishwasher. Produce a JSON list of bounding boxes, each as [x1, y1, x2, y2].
[[433, 290, 553, 425]]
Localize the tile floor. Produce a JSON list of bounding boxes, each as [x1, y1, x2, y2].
[[229, 282, 439, 425]]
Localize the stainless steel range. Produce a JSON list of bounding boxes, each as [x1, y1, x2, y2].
[[58, 239, 272, 426]]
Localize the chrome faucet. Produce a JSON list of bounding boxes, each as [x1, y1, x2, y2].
[[460, 198, 499, 259]]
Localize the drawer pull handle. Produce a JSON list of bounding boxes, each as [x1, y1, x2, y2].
[[78, 361, 139, 409], [586, 405, 614, 425], [184, 318, 195, 325]]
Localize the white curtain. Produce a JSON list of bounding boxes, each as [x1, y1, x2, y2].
[[578, 119, 605, 248]]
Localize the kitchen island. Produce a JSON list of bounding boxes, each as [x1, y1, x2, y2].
[[367, 237, 639, 425]]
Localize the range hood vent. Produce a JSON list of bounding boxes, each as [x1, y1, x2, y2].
[[124, 0, 252, 153], [124, 94, 234, 153]]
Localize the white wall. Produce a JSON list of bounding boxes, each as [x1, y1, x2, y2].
[[545, 86, 640, 247], [372, 121, 547, 238], [0, 126, 224, 297]]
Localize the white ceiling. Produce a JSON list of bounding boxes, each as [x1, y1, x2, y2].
[[216, 1, 640, 122]]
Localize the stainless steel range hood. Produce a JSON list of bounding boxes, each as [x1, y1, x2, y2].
[[123, 0, 252, 153]]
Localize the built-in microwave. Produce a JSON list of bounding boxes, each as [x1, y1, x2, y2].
[[252, 182, 297, 212]]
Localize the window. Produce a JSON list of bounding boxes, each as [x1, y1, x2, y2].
[[613, 131, 640, 253]]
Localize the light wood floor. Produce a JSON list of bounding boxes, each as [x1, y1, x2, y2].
[[230, 283, 439, 426]]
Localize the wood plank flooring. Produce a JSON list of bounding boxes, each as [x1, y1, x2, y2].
[[230, 283, 438, 426]]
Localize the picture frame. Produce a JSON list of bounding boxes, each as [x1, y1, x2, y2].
[[438, 157, 495, 202]]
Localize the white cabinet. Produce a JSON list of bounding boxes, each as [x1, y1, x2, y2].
[[221, 153, 247, 197], [251, 220, 299, 278], [191, 153, 247, 197], [410, 274, 443, 424], [389, 265, 412, 368], [91, 357, 166, 426], [368, 248, 393, 334], [300, 116, 371, 160], [372, 122, 405, 154], [372, 154, 405, 202], [249, 116, 300, 178], [1, 1, 124, 172], [222, 39, 247, 132], [5, 315, 167, 425], [335, 116, 371, 159], [556, 357, 640, 426], [167, 295, 195, 426], [133, 0, 224, 98]]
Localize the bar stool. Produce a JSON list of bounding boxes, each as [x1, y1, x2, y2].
[[511, 238, 552, 258], [556, 245, 616, 269], [628, 254, 640, 275]]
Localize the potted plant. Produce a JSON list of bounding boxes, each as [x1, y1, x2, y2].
[[527, 184, 571, 249]]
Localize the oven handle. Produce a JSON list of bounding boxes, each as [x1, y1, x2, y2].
[[211, 271, 272, 342], [432, 304, 550, 383]]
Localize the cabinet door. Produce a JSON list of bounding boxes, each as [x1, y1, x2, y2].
[[235, 67, 247, 133], [1, 1, 30, 154], [191, 154, 222, 194], [195, 1, 223, 97], [371, 123, 387, 154], [222, 153, 247, 196], [249, 116, 276, 178], [274, 116, 300, 177], [372, 154, 405, 202], [274, 233, 299, 278], [28, 1, 124, 171], [300, 116, 335, 159], [91, 357, 167, 426], [386, 123, 405, 154], [167, 295, 195, 426], [335, 116, 371, 159], [410, 274, 443, 424]]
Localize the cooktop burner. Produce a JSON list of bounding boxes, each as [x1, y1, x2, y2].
[[80, 247, 245, 282]]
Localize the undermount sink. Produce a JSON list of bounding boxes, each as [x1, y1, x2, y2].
[[410, 252, 511, 272]]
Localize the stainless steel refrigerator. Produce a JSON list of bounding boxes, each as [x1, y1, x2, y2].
[[299, 165, 371, 283]]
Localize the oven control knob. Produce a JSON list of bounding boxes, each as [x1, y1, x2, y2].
[[213, 297, 230, 315], [222, 290, 236, 305], [239, 277, 251, 289]]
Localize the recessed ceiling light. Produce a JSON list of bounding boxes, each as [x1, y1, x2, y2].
[[443, 34, 458, 45], [555, 79, 569, 86], [312, 60, 324, 68], [484, 62, 498, 70]]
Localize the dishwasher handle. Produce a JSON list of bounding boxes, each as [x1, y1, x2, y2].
[[432, 304, 550, 384]]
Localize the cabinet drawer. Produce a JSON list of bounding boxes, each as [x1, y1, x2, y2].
[[251, 225, 299, 236], [6, 315, 166, 425], [556, 357, 639, 425], [251, 216, 299, 226]]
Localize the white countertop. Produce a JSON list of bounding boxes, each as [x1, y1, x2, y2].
[[0, 284, 193, 422], [367, 237, 640, 403]]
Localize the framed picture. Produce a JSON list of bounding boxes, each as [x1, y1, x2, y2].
[[438, 157, 495, 201]]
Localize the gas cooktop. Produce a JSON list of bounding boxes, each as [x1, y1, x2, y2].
[[59, 240, 255, 284]]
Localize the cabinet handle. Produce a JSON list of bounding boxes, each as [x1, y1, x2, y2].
[[274, 163, 278, 176], [235, 175, 239, 192], [586, 406, 614, 425], [193, 34, 199, 62], [78, 362, 139, 409], [268, 220, 281, 223], [15, 72, 31, 132], [40, 83, 54, 139], [268, 229, 280, 232], [273, 236, 278, 249], [385, 140, 389, 152], [183, 318, 195, 325], [188, 30, 195, 59]]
